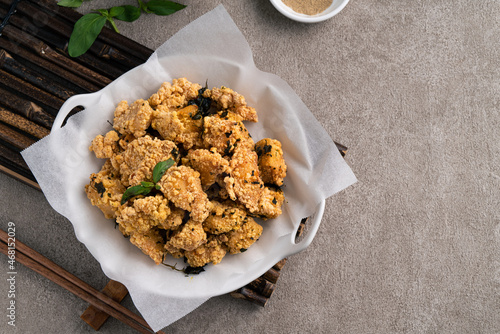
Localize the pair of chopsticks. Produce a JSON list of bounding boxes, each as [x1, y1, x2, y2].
[[0, 229, 164, 334]]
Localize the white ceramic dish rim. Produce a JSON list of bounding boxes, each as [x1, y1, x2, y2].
[[269, 0, 350, 23], [50, 55, 326, 300]]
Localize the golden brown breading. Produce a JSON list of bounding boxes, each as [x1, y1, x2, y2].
[[255, 186, 285, 219], [167, 219, 207, 251], [158, 205, 185, 231], [255, 138, 287, 186], [89, 130, 120, 159], [118, 134, 135, 150], [114, 136, 178, 187], [203, 86, 258, 122], [203, 201, 247, 234], [152, 104, 203, 150], [148, 78, 202, 108], [117, 194, 171, 235], [224, 217, 262, 254], [184, 236, 226, 267], [129, 229, 166, 265], [182, 148, 229, 190], [202, 115, 254, 156], [157, 166, 212, 223], [224, 146, 264, 213], [164, 242, 185, 259], [113, 99, 154, 138], [85, 160, 125, 219]]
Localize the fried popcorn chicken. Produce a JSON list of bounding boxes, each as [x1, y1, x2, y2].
[[117, 194, 171, 235], [158, 205, 185, 231], [184, 236, 226, 267], [182, 148, 229, 190], [129, 229, 166, 265], [85, 160, 125, 219], [224, 217, 262, 254], [157, 166, 212, 223], [203, 201, 247, 234], [256, 186, 285, 219], [148, 78, 202, 109], [115, 136, 178, 187], [89, 130, 120, 159], [224, 146, 265, 214], [86, 79, 287, 268], [164, 242, 185, 259], [113, 99, 154, 138], [203, 86, 258, 122], [152, 104, 203, 150], [167, 219, 207, 251], [255, 138, 287, 186], [202, 115, 254, 156]]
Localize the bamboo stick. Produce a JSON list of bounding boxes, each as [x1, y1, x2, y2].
[[272, 258, 288, 271], [1, 24, 112, 87], [0, 107, 50, 139], [0, 50, 76, 100], [0, 122, 35, 150], [246, 277, 275, 298], [0, 12, 124, 82], [0, 141, 30, 170], [0, 163, 39, 190], [230, 287, 269, 307], [261, 267, 280, 284], [0, 34, 102, 92], [0, 86, 55, 129], [0, 69, 64, 115]]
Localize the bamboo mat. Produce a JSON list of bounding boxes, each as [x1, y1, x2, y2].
[[0, 0, 347, 329]]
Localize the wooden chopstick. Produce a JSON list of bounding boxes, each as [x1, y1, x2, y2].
[[0, 229, 164, 334]]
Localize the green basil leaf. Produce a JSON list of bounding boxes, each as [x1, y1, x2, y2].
[[145, 0, 186, 16], [109, 6, 126, 18], [140, 181, 155, 188], [137, 0, 153, 13], [95, 9, 110, 17], [121, 184, 153, 205], [68, 13, 107, 57], [57, 0, 83, 8], [153, 158, 175, 183], [114, 5, 142, 22]]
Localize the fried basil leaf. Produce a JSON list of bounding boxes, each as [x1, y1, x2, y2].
[[153, 158, 175, 183], [121, 182, 154, 204]]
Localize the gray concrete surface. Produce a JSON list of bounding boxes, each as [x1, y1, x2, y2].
[[1, 0, 500, 333]]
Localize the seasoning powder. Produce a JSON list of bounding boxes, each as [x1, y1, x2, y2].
[[282, 0, 333, 15]]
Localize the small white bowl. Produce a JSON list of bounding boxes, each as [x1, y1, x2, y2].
[[269, 0, 349, 23]]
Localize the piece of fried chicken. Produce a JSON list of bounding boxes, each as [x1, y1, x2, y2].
[[112, 136, 178, 187], [157, 165, 212, 223], [182, 148, 229, 190], [203, 114, 254, 157], [152, 105, 203, 150], [255, 138, 287, 186]]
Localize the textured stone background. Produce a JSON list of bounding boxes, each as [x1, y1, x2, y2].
[[1, 0, 500, 333]]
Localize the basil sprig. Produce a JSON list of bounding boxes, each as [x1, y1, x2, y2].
[[59, 0, 186, 57], [120, 158, 175, 205]]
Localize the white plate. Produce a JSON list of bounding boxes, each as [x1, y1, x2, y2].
[[51, 55, 326, 299]]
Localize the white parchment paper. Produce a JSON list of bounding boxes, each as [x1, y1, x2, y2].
[[21, 5, 357, 331]]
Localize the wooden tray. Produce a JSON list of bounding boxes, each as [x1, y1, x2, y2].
[[0, 0, 347, 330]]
